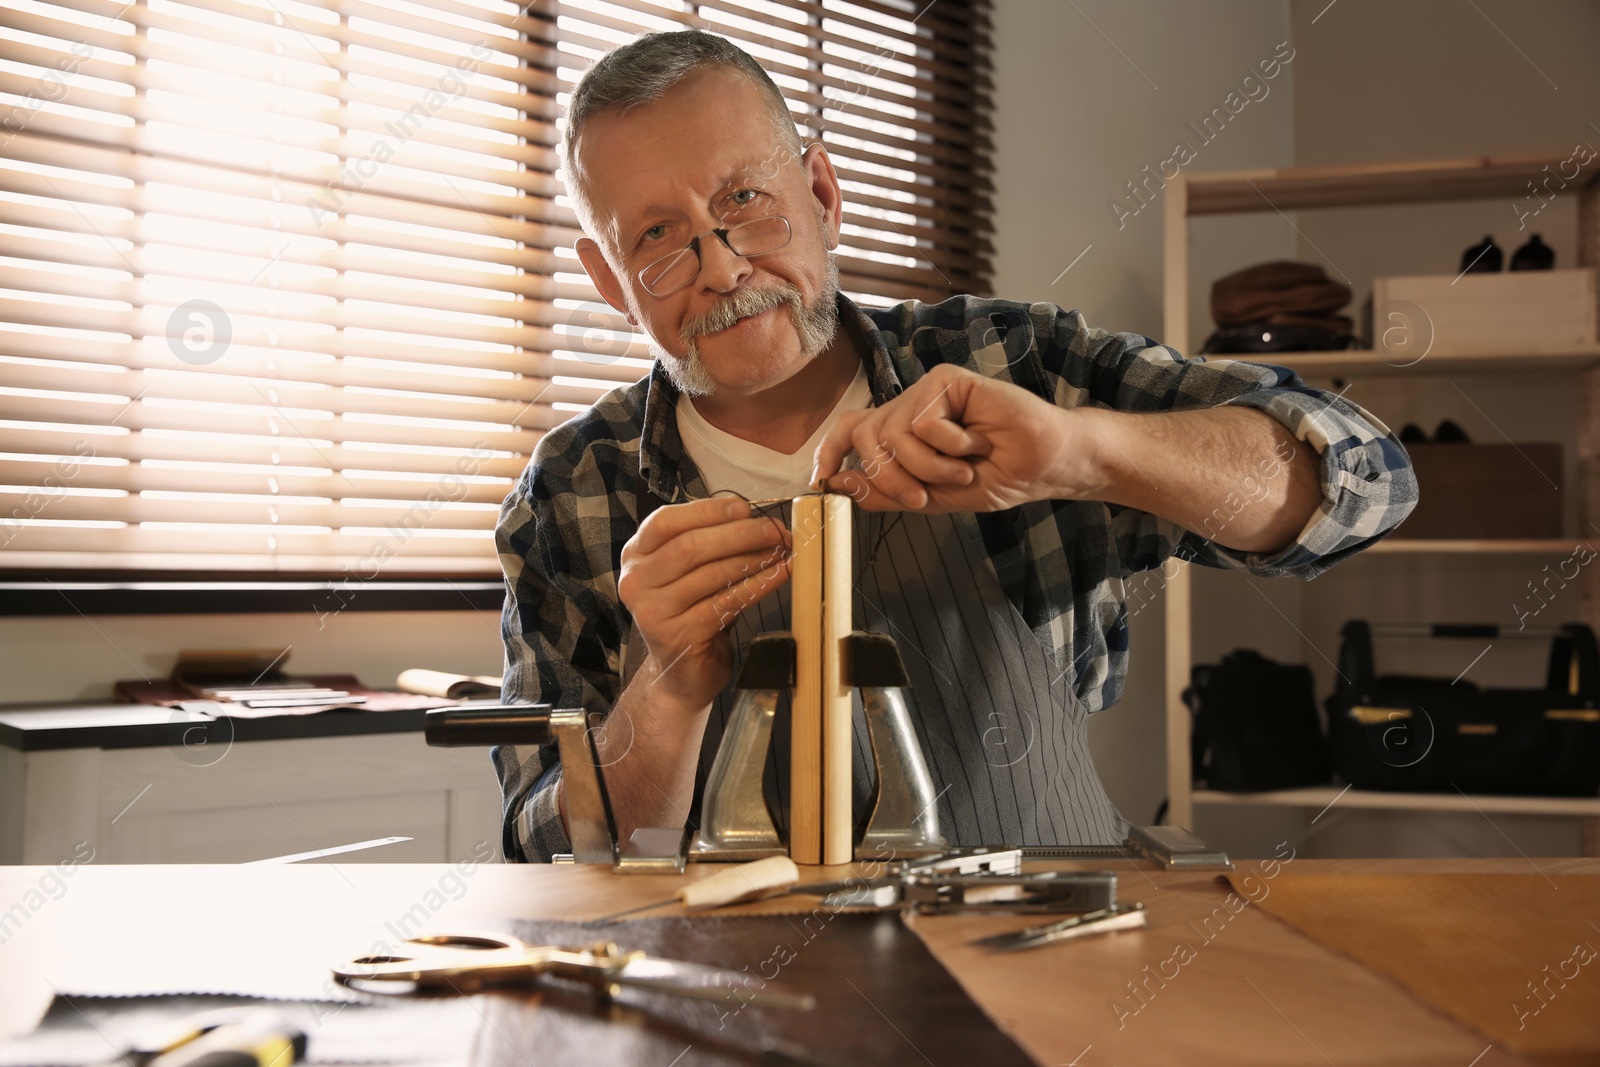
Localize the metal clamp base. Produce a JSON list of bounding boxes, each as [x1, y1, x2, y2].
[[688, 631, 946, 863]]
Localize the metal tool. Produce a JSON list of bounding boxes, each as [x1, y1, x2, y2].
[[1015, 828, 1233, 870], [790, 845, 1019, 901], [690, 630, 945, 862], [970, 903, 1149, 952], [424, 631, 946, 869], [1126, 825, 1233, 870], [425, 705, 688, 871], [423, 709, 1231, 873], [899, 847, 1023, 877], [903, 869, 1118, 914], [790, 848, 1121, 916], [333, 931, 815, 1011]]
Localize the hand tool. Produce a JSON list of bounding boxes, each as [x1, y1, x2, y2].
[[591, 856, 802, 923], [969, 902, 1149, 952], [117, 1008, 306, 1067], [333, 931, 815, 1011], [793, 847, 1123, 916]]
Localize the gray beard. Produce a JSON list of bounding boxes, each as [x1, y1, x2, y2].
[[651, 259, 840, 398]]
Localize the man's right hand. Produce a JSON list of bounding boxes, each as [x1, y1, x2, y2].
[[616, 496, 792, 710]]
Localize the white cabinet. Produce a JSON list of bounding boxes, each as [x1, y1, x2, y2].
[[0, 707, 503, 864]]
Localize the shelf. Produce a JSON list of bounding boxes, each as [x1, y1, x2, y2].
[[1163, 149, 1600, 850], [1194, 786, 1600, 819], [1221, 346, 1600, 378], [1365, 539, 1591, 555], [1185, 153, 1600, 216]]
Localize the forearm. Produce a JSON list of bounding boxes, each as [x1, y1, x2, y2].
[[1063, 404, 1321, 554], [555, 650, 712, 845]]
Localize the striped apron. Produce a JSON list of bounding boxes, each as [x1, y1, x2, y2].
[[660, 503, 1129, 848]]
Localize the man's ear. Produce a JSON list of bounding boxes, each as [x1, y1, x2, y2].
[[802, 143, 844, 250], [575, 237, 634, 321]]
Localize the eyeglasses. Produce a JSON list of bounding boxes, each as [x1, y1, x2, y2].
[[636, 216, 793, 297]]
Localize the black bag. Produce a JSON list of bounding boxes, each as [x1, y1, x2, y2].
[[1199, 321, 1359, 355], [1185, 649, 1332, 791], [1326, 621, 1600, 796]]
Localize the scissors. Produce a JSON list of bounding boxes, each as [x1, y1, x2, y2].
[[333, 932, 815, 1011]]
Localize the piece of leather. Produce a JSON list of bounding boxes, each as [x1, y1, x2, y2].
[[1260, 312, 1355, 333], [470, 913, 1037, 1067], [1213, 259, 1330, 292], [1228, 872, 1600, 1067], [1213, 281, 1352, 325], [1209, 260, 1352, 326]]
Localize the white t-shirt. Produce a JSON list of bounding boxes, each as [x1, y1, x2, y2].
[[675, 363, 872, 498]]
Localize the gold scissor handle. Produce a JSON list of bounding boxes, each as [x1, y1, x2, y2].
[[335, 932, 545, 992], [333, 933, 642, 996]]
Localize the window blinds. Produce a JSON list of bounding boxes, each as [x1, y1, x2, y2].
[[0, 0, 994, 576]]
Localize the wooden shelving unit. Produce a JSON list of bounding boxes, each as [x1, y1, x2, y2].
[[1161, 153, 1600, 853], [1251, 346, 1600, 378], [1193, 786, 1600, 820], [1366, 539, 1594, 555]]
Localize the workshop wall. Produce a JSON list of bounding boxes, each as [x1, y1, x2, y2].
[[0, 610, 503, 706], [991, 0, 1301, 837]]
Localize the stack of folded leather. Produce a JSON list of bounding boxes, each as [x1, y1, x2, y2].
[[1201, 260, 1354, 354]]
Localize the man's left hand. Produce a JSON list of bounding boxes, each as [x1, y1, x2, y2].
[[810, 364, 1105, 512]]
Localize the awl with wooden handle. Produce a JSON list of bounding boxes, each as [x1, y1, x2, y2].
[[593, 856, 801, 923]]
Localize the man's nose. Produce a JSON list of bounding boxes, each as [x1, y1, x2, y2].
[[695, 230, 753, 293]]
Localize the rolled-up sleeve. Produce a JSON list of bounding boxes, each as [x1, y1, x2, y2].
[[1038, 307, 1417, 580], [1205, 363, 1417, 576]]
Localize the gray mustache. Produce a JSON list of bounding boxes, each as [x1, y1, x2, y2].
[[680, 286, 797, 344]]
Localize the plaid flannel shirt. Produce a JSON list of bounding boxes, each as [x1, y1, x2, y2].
[[493, 294, 1417, 861]]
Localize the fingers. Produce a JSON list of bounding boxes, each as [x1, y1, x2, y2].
[[810, 409, 873, 487], [809, 367, 993, 509], [705, 552, 793, 629], [877, 431, 976, 488], [654, 543, 793, 622], [631, 496, 750, 556], [623, 510, 787, 592], [818, 470, 903, 512], [848, 421, 927, 508], [911, 413, 992, 459], [619, 495, 796, 670], [618, 501, 794, 710]]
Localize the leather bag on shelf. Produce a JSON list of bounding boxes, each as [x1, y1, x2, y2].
[[1185, 649, 1333, 791], [1326, 621, 1600, 796], [1200, 260, 1357, 354]]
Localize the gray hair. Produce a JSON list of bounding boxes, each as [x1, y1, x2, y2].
[[562, 30, 804, 247]]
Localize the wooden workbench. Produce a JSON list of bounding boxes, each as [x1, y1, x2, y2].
[[1, 858, 1595, 1066]]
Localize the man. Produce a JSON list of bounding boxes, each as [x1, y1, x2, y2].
[[493, 30, 1415, 862]]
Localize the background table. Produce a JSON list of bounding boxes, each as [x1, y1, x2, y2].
[[0, 702, 499, 864]]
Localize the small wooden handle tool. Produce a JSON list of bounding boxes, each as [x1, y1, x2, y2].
[[595, 856, 802, 922]]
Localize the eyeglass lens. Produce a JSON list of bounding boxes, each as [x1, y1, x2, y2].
[[639, 217, 791, 296]]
